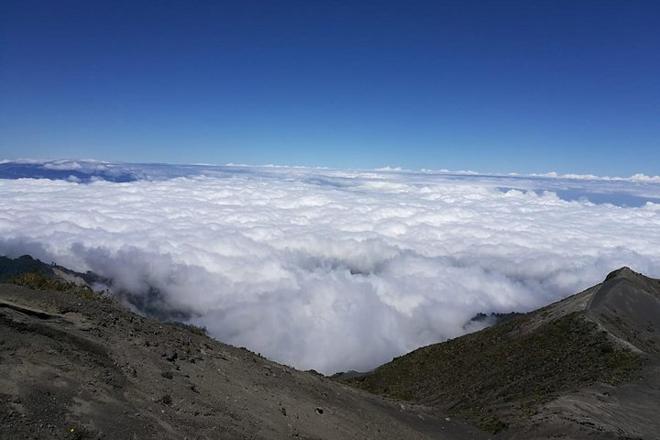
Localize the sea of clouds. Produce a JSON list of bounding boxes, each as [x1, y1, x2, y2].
[[1, 160, 660, 374]]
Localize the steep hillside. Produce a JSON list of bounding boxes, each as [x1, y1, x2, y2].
[[0, 256, 485, 440], [3, 256, 659, 439], [345, 268, 660, 439]]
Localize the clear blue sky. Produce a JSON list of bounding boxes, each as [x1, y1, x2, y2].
[[1, 0, 659, 175]]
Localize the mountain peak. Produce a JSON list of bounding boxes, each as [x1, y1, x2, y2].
[[604, 266, 638, 282]]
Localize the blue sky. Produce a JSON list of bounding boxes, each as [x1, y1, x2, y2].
[[1, 0, 659, 175]]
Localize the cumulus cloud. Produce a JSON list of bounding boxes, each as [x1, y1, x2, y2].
[[1, 165, 660, 374]]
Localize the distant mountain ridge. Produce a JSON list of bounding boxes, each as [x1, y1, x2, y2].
[[0, 254, 104, 288], [0, 161, 139, 182]]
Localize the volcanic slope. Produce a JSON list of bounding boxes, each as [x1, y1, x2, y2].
[[0, 256, 486, 440], [344, 267, 660, 439]]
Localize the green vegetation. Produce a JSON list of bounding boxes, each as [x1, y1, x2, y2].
[[346, 312, 642, 433], [9, 272, 98, 300]]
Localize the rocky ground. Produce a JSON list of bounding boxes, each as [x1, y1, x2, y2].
[[0, 256, 485, 440]]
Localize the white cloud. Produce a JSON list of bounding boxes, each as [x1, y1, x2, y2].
[[1, 166, 660, 374]]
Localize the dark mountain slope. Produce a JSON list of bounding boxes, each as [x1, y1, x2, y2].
[[0, 256, 485, 440], [0, 255, 105, 290], [344, 268, 660, 439]]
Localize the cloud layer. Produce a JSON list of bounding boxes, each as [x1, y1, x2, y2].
[[1, 164, 660, 373]]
